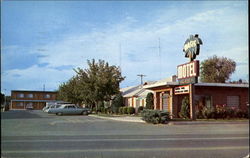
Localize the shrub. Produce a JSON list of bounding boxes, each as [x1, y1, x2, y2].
[[112, 93, 124, 114], [195, 110, 204, 119], [146, 93, 154, 109], [141, 109, 170, 124], [138, 106, 144, 113], [202, 106, 215, 119], [127, 107, 135, 114], [235, 108, 249, 118], [122, 106, 128, 114], [179, 97, 190, 119], [119, 107, 123, 114]]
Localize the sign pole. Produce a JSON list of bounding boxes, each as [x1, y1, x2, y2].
[[189, 83, 196, 120]]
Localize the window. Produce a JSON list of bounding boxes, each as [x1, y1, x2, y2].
[[227, 96, 239, 107], [68, 105, 75, 109], [26, 103, 33, 109], [27, 94, 33, 98], [17, 93, 24, 98], [17, 102, 24, 106], [44, 94, 51, 99]]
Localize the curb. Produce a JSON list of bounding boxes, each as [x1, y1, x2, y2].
[[89, 115, 145, 123]]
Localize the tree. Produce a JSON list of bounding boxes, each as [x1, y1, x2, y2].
[[57, 76, 82, 105], [200, 55, 236, 83], [145, 92, 154, 109], [1, 93, 4, 105], [111, 93, 124, 113], [58, 59, 125, 111], [179, 96, 190, 119]]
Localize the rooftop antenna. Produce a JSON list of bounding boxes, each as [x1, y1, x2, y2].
[[43, 84, 45, 91], [158, 38, 162, 79], [119, 43, 122, 71], [137, 74, 146, 85]]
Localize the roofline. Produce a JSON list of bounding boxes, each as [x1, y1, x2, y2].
[[194, 83, 249, 88], [143, 82, 179, 89], [11, 100, 57, 102], [143, 81, 249, 89], [11, 90, 58, 93]]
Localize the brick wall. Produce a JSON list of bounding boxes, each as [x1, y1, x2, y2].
[[195, 86, 248, 110]]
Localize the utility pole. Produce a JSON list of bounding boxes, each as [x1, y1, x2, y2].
[[43, 84, 45, 91], [4, 89, 7, 106], [137, 74, 146, 85]]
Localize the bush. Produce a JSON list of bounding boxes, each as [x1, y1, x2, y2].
[[199, 105, 249, 119], [146, 93, 154, 109], [138, 106, 144, 113], [179, 97, 190, 119], [127, 107, 135, 114], [195, 110, 203, 119], [123, 106, 128, 114], [111, 93, 124, 114], [141, 109, 170, 124], [202, 106, 215, 119], [119, 107, 123, 114]]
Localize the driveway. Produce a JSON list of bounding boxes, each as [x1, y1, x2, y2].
[[1, 110, 249, 158]]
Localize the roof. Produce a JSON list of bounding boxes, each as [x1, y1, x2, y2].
[[195, 83, 249, 88], [123, 87, 153, 98], [143, 76, 178, 89], [11, 90, 57, 93], [11, 100, 57, 102]]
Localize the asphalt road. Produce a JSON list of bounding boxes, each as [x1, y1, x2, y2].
[[1, 110, 249, 158]]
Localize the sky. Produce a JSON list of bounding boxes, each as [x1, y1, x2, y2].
[[1, 1, 248, 95]]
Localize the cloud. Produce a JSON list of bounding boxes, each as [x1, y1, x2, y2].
[[2, 65, 74, 91]]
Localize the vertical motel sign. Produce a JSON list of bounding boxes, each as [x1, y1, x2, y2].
[[176, 34, 202, 86], [175, 34, 202, 120]]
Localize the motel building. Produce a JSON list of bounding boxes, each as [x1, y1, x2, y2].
[[143, 78, 249, 119], [10, 90, 57, 110], [143, 34, 249, 119]]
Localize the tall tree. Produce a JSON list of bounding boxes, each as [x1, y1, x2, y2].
[[74, 59, 125, 110], [200, 55, 236, 83], [145, 92, 154, 109], [57, 76, 82, 105]]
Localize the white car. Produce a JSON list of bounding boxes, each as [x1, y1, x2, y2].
[[48, 104, 89, 115]]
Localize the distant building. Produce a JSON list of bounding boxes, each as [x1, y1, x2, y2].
[[11, 90, 57, 110], [121, 81, 160, 112]]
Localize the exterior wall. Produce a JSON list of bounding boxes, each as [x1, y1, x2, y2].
[[11, 101, 46, 110], [11, 91, 57, 101], [11, 91, 57, 110], [149, 85, 248, 118], [194, 86, 249, 110]]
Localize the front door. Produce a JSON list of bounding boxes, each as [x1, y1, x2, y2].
[[162, 92, 169, 112]]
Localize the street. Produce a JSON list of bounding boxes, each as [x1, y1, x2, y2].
[[1, 110, 249, 158]]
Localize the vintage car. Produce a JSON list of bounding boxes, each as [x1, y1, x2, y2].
[[47, 104, 90, 115]]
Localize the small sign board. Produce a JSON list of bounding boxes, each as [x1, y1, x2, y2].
[[174, 85, 190, 95], [178, 77, 198, 85]]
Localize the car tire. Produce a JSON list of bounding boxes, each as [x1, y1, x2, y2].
[[57, 112, 63, 116], [82, 111, 88, 115]]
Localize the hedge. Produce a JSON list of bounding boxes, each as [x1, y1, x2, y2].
[[141, 109, 170, 124]]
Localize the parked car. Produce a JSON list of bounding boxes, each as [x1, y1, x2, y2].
[[48, 104, 90, 115], [43, 104, 62, 112]]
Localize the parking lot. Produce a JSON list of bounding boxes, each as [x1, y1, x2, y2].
[[1, 110, 249, 158]]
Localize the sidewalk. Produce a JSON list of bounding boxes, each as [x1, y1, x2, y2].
[[89, 114, 145, 123], [89, 114, 249, 125]]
